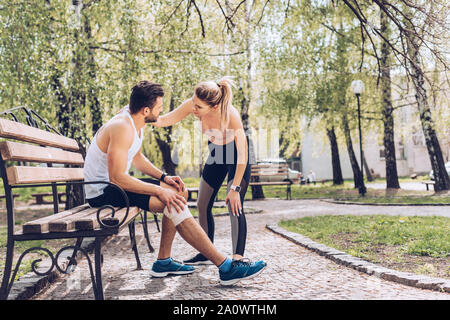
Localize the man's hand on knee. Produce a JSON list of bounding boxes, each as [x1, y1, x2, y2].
[[162, 175, 186, 193], [158, 187, 187, 214]]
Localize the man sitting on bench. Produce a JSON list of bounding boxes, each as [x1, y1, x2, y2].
[[83, 80, 266, 285]]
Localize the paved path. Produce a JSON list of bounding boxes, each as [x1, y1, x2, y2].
[[33, 200, 449, 300]]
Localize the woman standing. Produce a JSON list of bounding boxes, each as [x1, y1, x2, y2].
[[153, 77, 251, 263]]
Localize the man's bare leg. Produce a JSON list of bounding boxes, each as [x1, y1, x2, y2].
[[149, 183, 226, 266], [156, 215, 176, 260], [175, 218, 226, 266]]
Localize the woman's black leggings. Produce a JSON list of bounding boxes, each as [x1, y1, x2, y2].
[[197, 140, 251, 256]]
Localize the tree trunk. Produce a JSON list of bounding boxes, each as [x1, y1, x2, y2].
[[362, 152, 374, 182], [242, 2, 264, 199], [380, 4, 400, 189], [326, 126, 344, 185], [155, 137, 177, 176], [56, 7, 88, 209], [406, 33, 450, 192], [154, 95, 177, 176], [342, 114, 363, 189], [84, 15, 102, 135]]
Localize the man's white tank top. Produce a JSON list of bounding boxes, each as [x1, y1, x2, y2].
[[84, 110, 144, 199]]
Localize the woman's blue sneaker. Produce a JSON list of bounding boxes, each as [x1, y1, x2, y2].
[[149, 258, 195, 277], [219, 259, 267, 285]]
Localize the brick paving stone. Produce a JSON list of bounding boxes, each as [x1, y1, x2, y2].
[[31, 199, 450, 300]]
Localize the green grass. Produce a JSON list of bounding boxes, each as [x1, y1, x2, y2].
[[280, 215, 450, 258], [371, 174, 431, 184], [189, 207, 228, 217], [183, 177, 354, 201], [335, 196, 450, 205], [183, 177, 449, 204], [279, 215, 450, 278]]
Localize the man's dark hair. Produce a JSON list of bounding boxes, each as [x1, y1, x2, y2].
[[129, 80, 164, 114]]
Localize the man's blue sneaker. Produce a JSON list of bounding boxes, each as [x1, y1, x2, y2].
[[149, 258, 195, 277], [219, 259, 267, 285]]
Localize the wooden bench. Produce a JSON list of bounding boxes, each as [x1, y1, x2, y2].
[[31, 192, 66, 204], [421, 180, 435, 191], [250, 163, 298, 200], [187, 187, 199, 201], [0, 113, 155, 300], [187, 163, 298, 202]]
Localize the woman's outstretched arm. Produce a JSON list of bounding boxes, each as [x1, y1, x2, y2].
[[152, 98, 194, 128]]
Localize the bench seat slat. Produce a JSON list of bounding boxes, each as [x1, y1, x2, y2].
[[0, 118, 79, 151], [48, 207, 102, 232], [75, 206, 140, 231], [22, 204, 90, 234], [6, 166, 84, 184], [0, 141, 84, 165], [22, 205, 141, 234]]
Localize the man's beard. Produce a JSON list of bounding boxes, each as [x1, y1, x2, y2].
[[144, 115, 157, 123]]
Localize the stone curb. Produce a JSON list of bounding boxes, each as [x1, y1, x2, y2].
[[321, 199, 450, 206], [8, 237, 100, 300], [266, 224, 450, 294]]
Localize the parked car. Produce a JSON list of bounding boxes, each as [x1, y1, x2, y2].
[[255, 158, 302, 183], [429, 161, 450, 180]]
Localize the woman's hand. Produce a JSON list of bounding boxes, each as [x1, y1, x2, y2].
[[225, 190, 242, 216]]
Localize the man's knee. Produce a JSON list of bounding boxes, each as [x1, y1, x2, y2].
[[160, 182, 188, 200], [163, 206, 193, 227]]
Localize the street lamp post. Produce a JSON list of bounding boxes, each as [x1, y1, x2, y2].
[[350, 80, 367, 197]]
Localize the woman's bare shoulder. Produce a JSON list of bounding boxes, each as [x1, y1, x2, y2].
[[228, 105, 243, 129]]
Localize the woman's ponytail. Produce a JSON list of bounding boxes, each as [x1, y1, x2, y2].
[[218, 76, 234, 130]]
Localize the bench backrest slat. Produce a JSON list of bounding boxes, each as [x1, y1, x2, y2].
[[6, 166, 84, 185], [250, 163, 291, 181], [0, 141, 84, 165], [0, 118, 79, 151], [251, 169, 289, 172]]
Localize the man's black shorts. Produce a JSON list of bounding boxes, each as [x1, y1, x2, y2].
[[87, 178, 160, 211]]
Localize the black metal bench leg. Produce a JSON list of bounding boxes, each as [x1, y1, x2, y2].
[[0, 238, 14, 300], [94, 237, 104, 300], [65, 237, 83, 273], [142, 211, 155, 253], [129, 221, 143, 270]]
